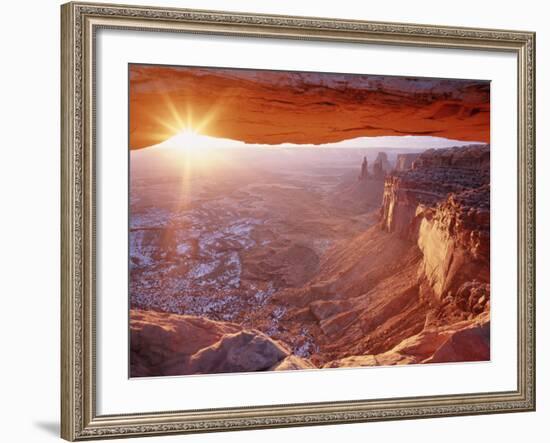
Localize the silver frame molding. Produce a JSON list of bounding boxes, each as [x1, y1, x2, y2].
[[61, 2, 536, 440]]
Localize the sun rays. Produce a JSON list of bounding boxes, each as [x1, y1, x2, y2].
[[143, 81, 231, 148], [162, 128, 222, 151], [141, 94, 240, 216]]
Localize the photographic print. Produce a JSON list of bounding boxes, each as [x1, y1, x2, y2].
[[128, 64, 490, 378]]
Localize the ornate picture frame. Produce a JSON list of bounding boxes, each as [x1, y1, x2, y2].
[[61, 1, 535, 440]]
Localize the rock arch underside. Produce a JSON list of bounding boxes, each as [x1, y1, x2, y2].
[[129, 65, 489, 149]]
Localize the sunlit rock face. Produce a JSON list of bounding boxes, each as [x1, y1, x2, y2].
[[129, 65, 490, 149], [323, 311, 490, 367], [379, 145, 490, 300], [380, 145, 489, 237], [417, 186, 490, 301]]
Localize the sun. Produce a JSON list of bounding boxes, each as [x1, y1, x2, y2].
[[165, 127, 213, 150]]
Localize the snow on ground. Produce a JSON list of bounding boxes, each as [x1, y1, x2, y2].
[[130, 195, 277, 323]]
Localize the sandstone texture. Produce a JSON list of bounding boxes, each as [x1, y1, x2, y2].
[[130, 309, 314, 377], [380, 144, 490, 299], [130, 65, 490, 149]]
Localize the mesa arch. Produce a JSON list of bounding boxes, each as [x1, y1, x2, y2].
[[129, 64, 490, 150]]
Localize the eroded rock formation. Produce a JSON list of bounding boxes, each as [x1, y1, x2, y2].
[[130, 309, 314, 377], [359, 156, 369, 180], [395, 153, 420, 171], [251, 144, 491, 367], [130, 65, 490, 149], [379, 145, 490, 302], [372, 152, 390, 180], [380, 145, 489, 238], [324, 310, 490, 367]]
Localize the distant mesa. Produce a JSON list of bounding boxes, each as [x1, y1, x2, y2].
[[372, 152, 390, 180], [358, 156, 369, 180], [395, 153, 421, 171], [358, 152, 391, 182]]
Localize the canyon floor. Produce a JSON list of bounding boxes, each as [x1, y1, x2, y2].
[[130, 145, 490, 377]]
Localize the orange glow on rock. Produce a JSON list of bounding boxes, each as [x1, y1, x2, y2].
[[129, 65, 489, 149]]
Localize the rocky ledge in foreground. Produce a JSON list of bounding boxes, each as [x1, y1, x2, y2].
[[130, 309, 315, 377], [324, 310, 489, 367]]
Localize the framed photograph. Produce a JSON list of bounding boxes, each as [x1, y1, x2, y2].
[[61, 1, 536, 440]]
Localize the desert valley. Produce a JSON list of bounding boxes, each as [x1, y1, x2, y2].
[[130, 142, 490, 376]]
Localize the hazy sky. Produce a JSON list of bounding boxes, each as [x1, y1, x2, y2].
[[152, 132, 482, 151]]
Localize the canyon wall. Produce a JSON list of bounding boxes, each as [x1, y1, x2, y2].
[[380, 145, 490, 302], [262, 144, 491, 367]]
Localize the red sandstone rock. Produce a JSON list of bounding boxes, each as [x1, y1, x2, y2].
[[379, 145, 490, 299], [261, 145, 491, 367], [270, 355, 317, 371], [130, 309, 315, 377], [130, 66, 490, 149], [187, 330, 289, 374], [323, 312, 490, 367], [426, 318, 490, 363]]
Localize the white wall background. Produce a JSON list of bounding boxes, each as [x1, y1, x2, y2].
[[0, 0, 546, 442]]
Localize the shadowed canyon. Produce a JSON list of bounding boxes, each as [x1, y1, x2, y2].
[[130, 143, 490, 377]]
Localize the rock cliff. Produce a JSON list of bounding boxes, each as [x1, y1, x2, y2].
[[257, 144, 491, 367], [130, 309, 314, 377], [379, 144, 490, 300]]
